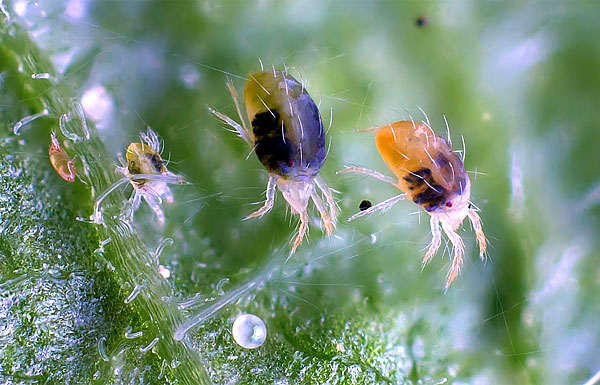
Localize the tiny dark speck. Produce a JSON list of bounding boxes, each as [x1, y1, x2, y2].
[[416, 16, 427, 27], [359, 200, 372, 211]]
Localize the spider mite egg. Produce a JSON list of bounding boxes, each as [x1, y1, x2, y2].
[[232, 314, 267, 349], [340, 119, 487, 290], [209, 70, 337, 254], [49, 132, 76, 182]]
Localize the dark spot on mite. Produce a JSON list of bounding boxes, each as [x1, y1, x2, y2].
[[128, 160, 139, 174], [416, 16, 427, 28], [251, 109, 294, 176], [413, 184, 445, 211], [147, 153, 163, 173], [403, 167, 448, 212], [403, 167, 432, 186], [359, 200, 372, 211]]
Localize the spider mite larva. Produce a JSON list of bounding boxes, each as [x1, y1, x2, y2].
[[208, 70, 337, 255], [115, 128, 184, 225], [49, 132, 76, 182], [339, 119, 487, 290]]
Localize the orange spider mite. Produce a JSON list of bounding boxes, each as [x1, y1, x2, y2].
[[340, 119, 487, 290]]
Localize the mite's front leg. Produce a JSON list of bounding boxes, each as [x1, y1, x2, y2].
[[422, 215, 441, 271], [337, 166, 398, 186], [244, 174, 277, 220], [347, 194, 406, 222]]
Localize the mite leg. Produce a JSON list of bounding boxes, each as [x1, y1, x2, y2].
[[161, 184, 174, 204], [348, 194, 406, 222], [144, 191, 166, 225], [467, 209, 487, 259], [314, 175, 338, 229], [207, 81, 254, 147], [337, 166, 398, 186], [441, 220, 465, 291], [226, 81, 253, 141], [207, 106, 253, 147], [122, 190, 142, 223], [244, 174, 277, 220], [422, 215, 441, 270], [290, 210, 310, 257], [310, 189, 334, 236]]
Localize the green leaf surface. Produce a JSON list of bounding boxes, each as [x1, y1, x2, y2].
[[1, 1, 600, 385]]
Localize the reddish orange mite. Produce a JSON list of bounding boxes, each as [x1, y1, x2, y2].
[[49, 132, 76, 182], [340, 119, 487, 290]]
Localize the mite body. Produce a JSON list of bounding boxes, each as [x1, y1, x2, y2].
[[116, 128, 182, 224], [49, 132, 76, 182], [340, 120, 486, 290], [209, 70, 336, 254]]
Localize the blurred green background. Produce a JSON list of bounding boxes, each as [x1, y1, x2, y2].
[[1, 0, 600, 384]]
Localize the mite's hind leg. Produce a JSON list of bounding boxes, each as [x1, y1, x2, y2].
[[290, 210, 310, 257], [348, 194, 406, 222], [337, 166, 398, 186], [422, 215, 441, 271], [244, 174, 277, 220], [441, 220, 465, 291], [122, 191, 142, 223], [143, 190, 166, 225], [310, 189, 334, 236], [467, 209, 487, 259]]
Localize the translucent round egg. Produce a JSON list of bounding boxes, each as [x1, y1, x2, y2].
[[232, 314, 267, 349]]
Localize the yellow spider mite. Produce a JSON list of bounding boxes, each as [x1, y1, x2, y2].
[[116, 128, 183, 225], [209, 70, 337, 255]]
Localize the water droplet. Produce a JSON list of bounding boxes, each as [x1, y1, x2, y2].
[[232, 314, 267, 349]]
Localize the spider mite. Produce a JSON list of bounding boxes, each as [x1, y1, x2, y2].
[[115, 127, 184, 225], [49, 132, 76, 182], [208, 69, 337, 255], [339, 118, 487, 290]]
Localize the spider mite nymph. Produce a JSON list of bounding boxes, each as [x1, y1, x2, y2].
[[49, 132, 76, 182], [209, 69, 337, 255], [87, 128, 186, 226], [339, 118, 487, 290], [115, 128, 186, 224]]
